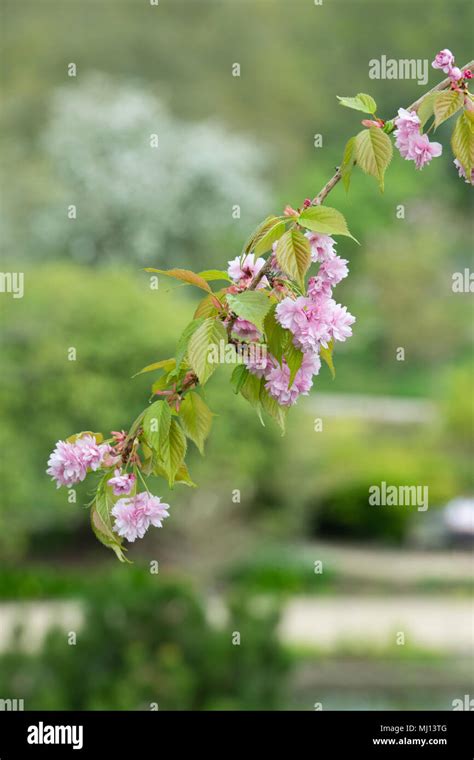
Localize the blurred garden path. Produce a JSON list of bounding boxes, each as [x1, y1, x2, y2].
[[2, 543, 472, 656], [279, 595, 473, 653], [307, 541, 474, 585], [0, 592, 471, 654], [309, 394, 436, 424]]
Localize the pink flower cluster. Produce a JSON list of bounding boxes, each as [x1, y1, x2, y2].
[[276, 295, 355, 352], [47, 435, 112, 488], [109, 468, 136, 496], [264, 352, 321, 406], [111, 492, 170, 542], [432, 49, 469, 85], [227, 253, 268, 288], [394, 108, 442, 169], [243, 231, 355, 407], [245, 349, 320, 406], [231, 317, 262, 342], [278, 231, 353, 342]]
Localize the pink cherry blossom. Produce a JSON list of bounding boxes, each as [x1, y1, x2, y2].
[[276, 296, 333, 352], [101, 450, 122, 468], [327, 302, 356, 342], [231, 317, 261, 342], [46, 435, 111, 488], [227, 253, 267, 287], [74, 435, 109, 472], [307, 275, 332, 300], [111, 492, 170, 542], [46, 440, 87, 488], [264, 351, 321, 406], [394, 109, 421, 158], [394, 110, 442, 169], [276, 294, 355, 352], [431, 49, 455, 74], [244, 348, 272, 377], [449, 66, 463, 83], [108, 468, 136, 496], [407, 133, 442, 169], [319, 256, 349, 285], [304, 232, 337, 263]]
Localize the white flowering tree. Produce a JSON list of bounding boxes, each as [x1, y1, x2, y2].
[[48, 50, 474, 561], [34, 74, 271, 265]]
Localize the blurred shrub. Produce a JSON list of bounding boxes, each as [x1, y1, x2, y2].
[[267, 416, 461, 545], [225, 545, 336, 595], [0, 569, 289, 710]]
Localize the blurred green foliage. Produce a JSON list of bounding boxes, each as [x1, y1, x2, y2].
[[0, 568, 289, 710]]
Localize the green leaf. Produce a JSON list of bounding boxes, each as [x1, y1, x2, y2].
[[66, 431, 103, 444], [341, 136, 356, 192], [464, 97, 474, 126], [174, 462, 197, 487], [242, 215, 287, 256], [90, 505, 129, 563], [285, 340, 303, 387], [143, 400, 172, 454], [298, 205, 357, 240], [178, 391, 213, 454], [320, 340, 336, 379], [451, 111, 474, 177], [151, 375, 173, 394], [198, 269, 231, 282], [175, 319, 205, 368], [264, 307, 290, 365], [259, 385, 287, 433], [231, 364, 249, 394], [337, 93, 377, 114], [240, 371, 262, 409], [94, 474, 114, 527], [274, 228, 311, 288], [226, 290, 272, 333], [144, 268, 212, 293], [132, 358, 176, 378], [417, 92, 437, 128], [193, 290, 226, 319], [153, 459, 196, 487], [355, 127, 393, 191], [187, 317, 227, 385], [159, 418, 187, 486], [434, 90, 464, 128], [252, 216, 286, 255]]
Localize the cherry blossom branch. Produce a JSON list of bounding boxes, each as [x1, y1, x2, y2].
[[47, 50, 473, 561], [311, 58, 474, 206], [408, 59, 474, 113]]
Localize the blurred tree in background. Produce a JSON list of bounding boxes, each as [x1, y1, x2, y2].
[[2, 74, 271, 267]]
